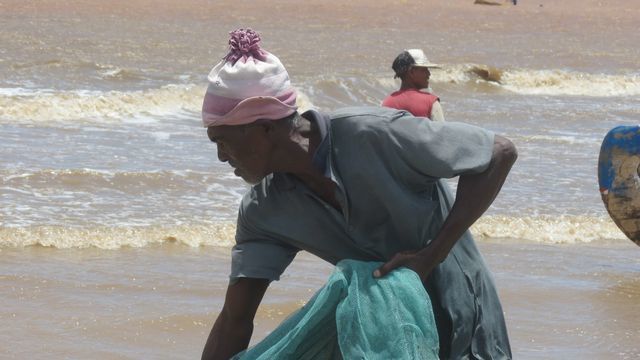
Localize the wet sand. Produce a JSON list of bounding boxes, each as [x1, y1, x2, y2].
[[2, 241, 639, 359]]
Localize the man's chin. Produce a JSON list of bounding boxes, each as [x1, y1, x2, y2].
[[236, 170, 264, 185], [242, 177, 262, 185]]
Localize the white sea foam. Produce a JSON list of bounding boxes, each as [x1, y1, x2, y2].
[[1, 66, 636, 125], [430, 64, 640, 97], [511, 134, 601, 146], [96, 65, 144, 81], [500, 69, 640, 97], [0, 85, 316, 124], [0, 215, 629, 249], [0, 223, 236, 249], [0, 85, 205, 123], [472, 215, 628, 244], [347, 65, 640, 103]]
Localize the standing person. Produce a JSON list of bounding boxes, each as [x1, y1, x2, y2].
[[382, 49, 445, 121], [201, 28, 516, 360]]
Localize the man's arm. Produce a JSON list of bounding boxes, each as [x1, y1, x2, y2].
[[202, 277, 270, 360], [374, 134, 517, 280]]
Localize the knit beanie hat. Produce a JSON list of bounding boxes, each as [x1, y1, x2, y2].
[[202, 29, 298, 127]]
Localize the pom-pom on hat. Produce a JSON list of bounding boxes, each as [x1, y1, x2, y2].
[[202, 28, 297, 127]]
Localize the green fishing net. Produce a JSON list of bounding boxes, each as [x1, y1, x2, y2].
[[233, 260, 439, 359]]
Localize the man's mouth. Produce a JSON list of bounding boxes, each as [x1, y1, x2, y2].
[[231, 165, 243, 176]]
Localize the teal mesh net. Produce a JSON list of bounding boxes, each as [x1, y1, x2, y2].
[[233, 260, 439, 359]]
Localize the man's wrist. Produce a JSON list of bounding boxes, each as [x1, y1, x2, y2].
[[420, 238, 451, 265]]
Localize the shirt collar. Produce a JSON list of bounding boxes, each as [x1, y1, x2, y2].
[[272, 109, 332, 191]]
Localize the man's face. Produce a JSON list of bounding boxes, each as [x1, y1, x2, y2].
[[410, 66, 431, 89], [207, 124, 272, 184]]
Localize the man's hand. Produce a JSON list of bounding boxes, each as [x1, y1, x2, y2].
[[373, 243, 446, 282]]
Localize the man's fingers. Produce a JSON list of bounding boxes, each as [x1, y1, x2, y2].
[[373, 254, 404, 278]]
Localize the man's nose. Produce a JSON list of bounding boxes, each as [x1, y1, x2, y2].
[[217, 147, 229, 162]]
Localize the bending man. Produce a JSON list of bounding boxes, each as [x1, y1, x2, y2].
[[201, 29, 516, 360]]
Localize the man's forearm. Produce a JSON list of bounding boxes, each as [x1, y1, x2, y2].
[[202, 278, 270, 360], [424, 135, 517, 263], [202, 312, 254, 360]]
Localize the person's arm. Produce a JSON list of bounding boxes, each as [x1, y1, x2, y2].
[[374, 134, 517, 280], [429, 101, 445, 122], [202, 277, 270, 360]]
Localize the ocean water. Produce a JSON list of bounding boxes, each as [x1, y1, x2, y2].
[[1, 0, 639, 358]]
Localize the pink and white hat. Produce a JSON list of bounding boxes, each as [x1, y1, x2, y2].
[[202, 29, 297, 127]]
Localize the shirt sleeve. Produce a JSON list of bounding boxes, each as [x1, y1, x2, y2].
[[229, 207, 299, 283], [380, 112, 494, 180], [429, 100, 445, 122]]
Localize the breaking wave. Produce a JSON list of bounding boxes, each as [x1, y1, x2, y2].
[[0, 84, 204, 123], [432, 64, 640, 97], [0, 215, 629, 250], [0, 223, 237, 249], [1, 65, 637, 125]]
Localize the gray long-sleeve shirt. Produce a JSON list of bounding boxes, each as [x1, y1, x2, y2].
[[229, 106, 511, 359]]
